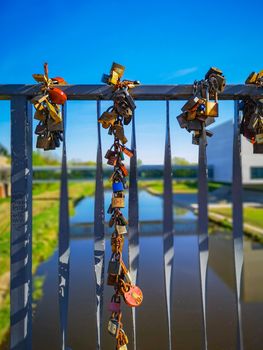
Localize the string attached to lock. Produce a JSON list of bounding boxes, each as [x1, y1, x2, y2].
[[99, 62, 143, 350]]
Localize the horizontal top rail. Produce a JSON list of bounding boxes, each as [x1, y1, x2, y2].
[[0, 84, 263, 101]]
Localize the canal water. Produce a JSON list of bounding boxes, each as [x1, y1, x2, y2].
[[32, 191, 263, 350]]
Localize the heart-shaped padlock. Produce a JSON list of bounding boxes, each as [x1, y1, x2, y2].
[[123, 285, 143, 307]]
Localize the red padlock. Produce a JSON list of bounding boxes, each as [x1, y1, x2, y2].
[[49, 87, 67, 104], [123, 285, 143, 307], [51, 76, 67, 84]]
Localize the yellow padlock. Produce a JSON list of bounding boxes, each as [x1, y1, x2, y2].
[[255, 133, 263, 144], [205, 101, 218, 117], [45, 100, 62, 123], [245, 72, 258, 84]]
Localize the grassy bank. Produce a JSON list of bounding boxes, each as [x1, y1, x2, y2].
[[0, 182, 96, 346], [140, 180, 223, 195]]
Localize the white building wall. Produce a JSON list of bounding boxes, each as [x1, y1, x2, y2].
[[207, 120, 233, 182], [241, 137, 263, 184], [207, 119, 263, 184]]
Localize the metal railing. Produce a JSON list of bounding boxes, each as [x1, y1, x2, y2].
[[1, 83, 261, 350]]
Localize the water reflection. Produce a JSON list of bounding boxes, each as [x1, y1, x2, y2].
[[31, 191, 263, 350]]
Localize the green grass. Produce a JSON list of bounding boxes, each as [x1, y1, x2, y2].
[[0, 181, 96, 347], [140, 180, 223, 194], [210, 207, 263, 229]]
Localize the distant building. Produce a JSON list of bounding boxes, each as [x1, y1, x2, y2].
[[207, 120, 263, 184]]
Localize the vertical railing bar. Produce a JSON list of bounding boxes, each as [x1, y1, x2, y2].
[[94, 100, 105, 350], [128, 111, 139, 350], [58, 103, 71, 350], [232, 101, 244, 350], [10, 97, 33, 350], [197, 124, 209, 350], [163, 101, 174, 350]]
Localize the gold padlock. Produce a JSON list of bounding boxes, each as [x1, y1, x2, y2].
[[34, 109, 46, 121], [255, 133, 263, 144], [245, 72, 258, 84], [116, 225, 127, 235], [46, 100, 62, 123], [205, 101, 218, 117], [111, 193, 125, 208], [98, 108, 118, 129]]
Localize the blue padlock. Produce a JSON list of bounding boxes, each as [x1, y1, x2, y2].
[[112, 181, 124, 192]]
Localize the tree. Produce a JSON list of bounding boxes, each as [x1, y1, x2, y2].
[[0, 144, 10, 157], [137, 159, 143, 166], [32, 151, 60, 166], [172, 156, 195, 165]]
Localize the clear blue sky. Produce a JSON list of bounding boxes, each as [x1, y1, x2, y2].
[[1, 0, 262, 164]]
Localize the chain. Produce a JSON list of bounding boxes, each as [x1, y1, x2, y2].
[[99, 62, 143, 350]]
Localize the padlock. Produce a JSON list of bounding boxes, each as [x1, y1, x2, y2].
[[111, 233, 125, 253], [120, 145, 134, 158], [108, 294, 121, 313], [113, 122, 128, 144], [98, 107, 118, 129], [177, 113, 188, 128], [32, 74, 46, 83], [111, 62, 125, 79], [107, 273, 118, 286], [186, 110, 197, 121], [205, 101, 218, 117], [46, 100, 62, 123], [35, 123, 47, 135], [112, 192, 125, 208], [119, 164, 128, 177], [53, 133, 61, 148], [187, 120, 202, 131], [116, 225, 127, 235], [36, 135, 49, 149], [51, 76, 67, 84], [31, 94, 49, 105], [209, 73, 226, 93], [108, 255, 122, 275], [245, 72, 258, 85], [47, 118, 63, 132], [123, 285, 143, 307], [119, 329, 129, 346], [247, 115, 258, 130], [105, 149, 118, 166], [108, 316, 121, 337], [205, 67, 223, 80], [113, 181, 124, 192], [44, 136, 56, 151], [34, 108, 47, 121], [182, 96, 203, 112], [118, 213, 128, 226], [205, 117, 215, 127], [255, 133, 263, 144], [118, 345, 128, 350], [192, 133, 200, 145], [48, 87, 67, 104]]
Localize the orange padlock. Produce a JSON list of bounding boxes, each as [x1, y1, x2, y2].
[[51, 76, 67, 84], [119, 164, 128, 177], [123, 285, 143, 307], [49, 87, 67, 104]]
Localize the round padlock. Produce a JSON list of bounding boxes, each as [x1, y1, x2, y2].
[[123, 285, 143, 307], [49, 87, 67, 104]]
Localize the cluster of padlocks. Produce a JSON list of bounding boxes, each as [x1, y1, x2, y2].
[[99, 63, 143, 350], [176, 67, 226, 144], [31, 63, 67, 150], [240, 70, 263, 153]]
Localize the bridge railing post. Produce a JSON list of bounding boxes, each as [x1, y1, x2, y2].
[[10, 97, 33, 350]]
